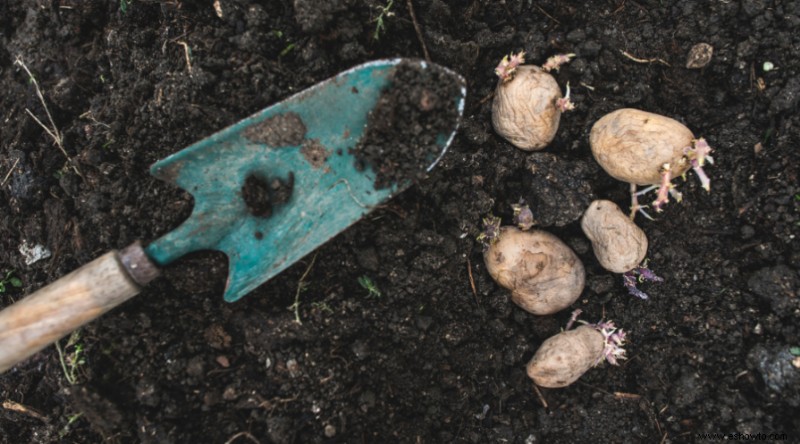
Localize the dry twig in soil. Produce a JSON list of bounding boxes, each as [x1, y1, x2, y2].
[[406, 0, 430, 62], [176, 41, 193, 74], [2, 400, 48, 422], [1, 158, 20, 187], [619, 50, 671, 67], [531, 384, 549, 408], [289, 252, 318, 324], [467, 257, 478, 302], [14, 56, 84, 180]]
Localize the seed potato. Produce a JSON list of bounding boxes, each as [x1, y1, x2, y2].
[[483, 227, 585, 315], [581, 200, 648, 273], [526, 325, 605, 388], [492, 65, 562, 151], [589, 108, 694, 185]]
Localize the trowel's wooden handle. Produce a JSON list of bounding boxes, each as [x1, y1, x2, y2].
[[0, 242, 160, 373]]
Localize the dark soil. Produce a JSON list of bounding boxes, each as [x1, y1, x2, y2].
[[242, 173, 294, 218], [353, 60, 463, 188], [1, 1, 799, 443]]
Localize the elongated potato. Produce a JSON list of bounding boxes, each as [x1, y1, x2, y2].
[[589, 108, 694, 185], [581, 200, 648, 273], [526, 325, 604, 388], [484, 227, 584, 315], [492, 65, 562, 151]]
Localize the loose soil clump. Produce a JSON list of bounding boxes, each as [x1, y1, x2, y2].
[[353, 60, 462, 188]]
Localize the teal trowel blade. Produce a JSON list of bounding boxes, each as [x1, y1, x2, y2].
[[144, 59, 466, 302]]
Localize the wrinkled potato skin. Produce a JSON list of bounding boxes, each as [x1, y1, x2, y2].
[[492, 65, 562, 151], [590, 108, 694, 185], [526, 325, 605, 388], [484, 227, 585, 315], [581, 200, 648, 273]]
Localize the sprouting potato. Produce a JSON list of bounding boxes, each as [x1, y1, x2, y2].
[[581, 200, 648, 273], [590, 108, 694, 185], [483, 226, 585, 315], [589, 108, 714, 215], [526, 325, 604, 388], [526, 314, 627, 388], [492, 65, 563, 151]]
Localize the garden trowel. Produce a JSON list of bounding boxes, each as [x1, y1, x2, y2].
[[0, 59, 466, 373]]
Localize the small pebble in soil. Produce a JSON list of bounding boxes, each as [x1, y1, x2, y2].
[[286, 358, 300, 377], [222, 386, 238, 401], [19, 240, 52, 265], [747, 344, 800, 407], [216, 355, 230, 368]]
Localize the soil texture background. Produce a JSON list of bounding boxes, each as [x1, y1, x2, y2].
[[1, 1, 799, 443]]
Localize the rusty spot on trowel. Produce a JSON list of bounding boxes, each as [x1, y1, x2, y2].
[[300, 140, 331, 169], [243, 112, 306, 147]]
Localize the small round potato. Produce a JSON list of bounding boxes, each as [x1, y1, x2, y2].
[[581, 200, 648, 273], [484, 227, 585, 315], [526, 325, 604, 388], [589, 108, 694, 185], [492, 65, 562, 151]]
